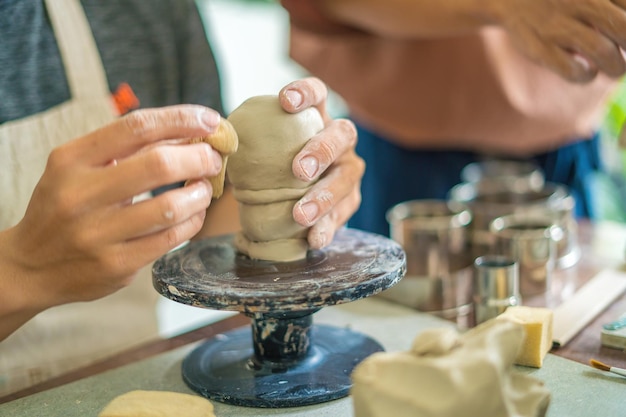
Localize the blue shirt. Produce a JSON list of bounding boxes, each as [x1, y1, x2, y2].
[[349, 123, 601, 236]]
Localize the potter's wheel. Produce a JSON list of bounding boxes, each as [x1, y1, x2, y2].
[[152, 228, 406, 408]]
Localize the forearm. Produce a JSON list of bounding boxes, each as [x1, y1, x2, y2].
[[313, 0, 498, 38], [300, 0, 626, 82], [0, 228, 47, 341]]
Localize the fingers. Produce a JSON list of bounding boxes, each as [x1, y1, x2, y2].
[[116, 210, 208, 272], [305, 187, 362, 249], [279, 77, 331, 123], [96, 180, 213, 243], [553, 20, 625, 79], [614, 0, 626, 12], [292, 118, 358, 181], [286, 89, 362, 249], [585, 1, 626, 51], [83, 142, 223, 206], [293, 150, 364, 228], [550, 48, 598, 83], [91, 188, 211, 277], [496, 0, 626, 81], [62, 105, 221, 166], [517, 29, 599, 83]]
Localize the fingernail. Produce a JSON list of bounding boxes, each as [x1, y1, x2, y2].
[[285, 89, 303, 109], [572, 54, 591, 72], [299, 156, 319, 179], [200, 110, 220, 131], [189, 179, 210, 200], [300, 202, 319, 224]]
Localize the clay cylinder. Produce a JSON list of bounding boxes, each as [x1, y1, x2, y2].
[[226, 95, 324, 262]]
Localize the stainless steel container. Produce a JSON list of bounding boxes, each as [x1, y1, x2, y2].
[[524, 190, 580, 269], [490, 214, 562, 296], [448, 181, 579, 268], [473, 255, 521, 324], [383, 200, 473, 321], [461, 159, 545, 193]]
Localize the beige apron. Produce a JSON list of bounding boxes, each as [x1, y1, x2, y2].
[[0, 0, 158, 396]]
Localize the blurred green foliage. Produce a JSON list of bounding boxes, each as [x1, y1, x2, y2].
[[595, 79, 626, 222]]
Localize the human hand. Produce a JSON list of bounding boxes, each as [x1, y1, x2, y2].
[[281, 77, 364, 249], [2, 105, 223, 310], [490, 0, 626, 82]]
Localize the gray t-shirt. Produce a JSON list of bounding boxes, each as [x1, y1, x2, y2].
[[0, 0, 224, 124]]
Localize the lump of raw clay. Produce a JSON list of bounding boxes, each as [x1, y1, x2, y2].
[[98, 390, 215, 417], [351, 319, 551, 417], [226, 95, 324, 262]]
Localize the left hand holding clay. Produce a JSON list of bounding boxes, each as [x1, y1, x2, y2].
[[281, 77, 364, 249]]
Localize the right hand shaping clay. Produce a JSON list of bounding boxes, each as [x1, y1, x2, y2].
[[226, 95, 324, 262]]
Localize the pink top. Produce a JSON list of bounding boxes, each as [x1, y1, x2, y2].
[[283, 0, 617, 156]]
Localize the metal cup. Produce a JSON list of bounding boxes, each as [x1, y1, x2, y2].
[[448, 181, 578, 268], [524, 188, 580, 269], [473, 255, 521, 324], [461, 159, 545, 193], [383, 200, 473, 320], [490, 214, 563, 296]]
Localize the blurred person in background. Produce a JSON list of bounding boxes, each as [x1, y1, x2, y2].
[[282, 0, 626, 235]]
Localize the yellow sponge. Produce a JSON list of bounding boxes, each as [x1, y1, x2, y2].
[[497, 306, 553, 368]]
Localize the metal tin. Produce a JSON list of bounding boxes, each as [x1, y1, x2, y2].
[[383, 200, 473, 321], [490, 214, 562, 296], [461, 159, 545, 193], [448, 181, 579, 268], [473, 255, 521, 324]]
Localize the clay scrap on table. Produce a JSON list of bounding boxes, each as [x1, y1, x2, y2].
[[351, 319, 551, 417], [98, 390, 215, 417], [226, 95, 324, 262]]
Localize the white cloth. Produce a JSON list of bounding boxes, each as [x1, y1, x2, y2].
[[0, 0, 158, 396]]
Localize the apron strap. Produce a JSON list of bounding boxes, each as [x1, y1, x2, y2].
[[44, 0, 111, 99]]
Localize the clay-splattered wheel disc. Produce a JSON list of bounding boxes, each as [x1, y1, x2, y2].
[[153, 228, 406, 313]]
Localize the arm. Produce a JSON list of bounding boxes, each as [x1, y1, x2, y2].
[[284, 0, 494, 38], [283, 0, 626, 82], [0, 105, 224, 341]]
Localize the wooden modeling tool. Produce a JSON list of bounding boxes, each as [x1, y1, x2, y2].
[[552, 269, 626, 347]]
